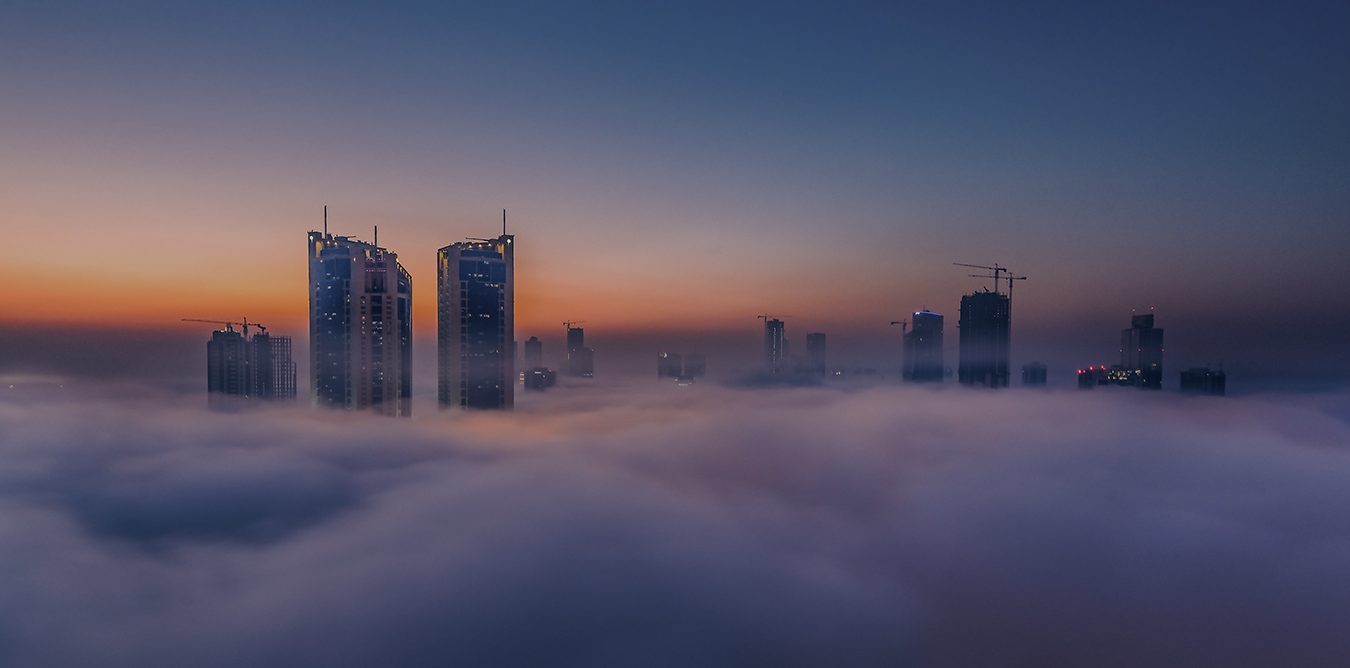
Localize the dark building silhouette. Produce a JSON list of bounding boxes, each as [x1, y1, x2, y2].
[[1180, 367, 1226, 396], [523, 336, 543, 370], [904, 310, 944, 382], [205, 326, 296, 407], [958, 290, 1010, 387], [250, 332, 296, 399], [438, 233, 515, 409], [657, 352, 682, 379], [764, 318, 786, 373], [1121, 313, 1164, 390], [805, 332, 827, 375], [684, 353, 706, 380], [1021, 362, 1047, 386], [308, 226, 412, 416], [207, 327, 249, 404], [565, 325, 595, 377]]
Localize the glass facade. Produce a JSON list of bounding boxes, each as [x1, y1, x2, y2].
[[438, 235, 514, 409], [308, 231, 412, 416]]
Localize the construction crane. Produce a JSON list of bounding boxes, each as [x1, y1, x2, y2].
[[965, 273, 1028, 301], [562, 320, 585, 330], [954, 262, 1009, 295], [889, 319, 908, 337], [756, 314, 792, 323], [181, 317, 268, 337]]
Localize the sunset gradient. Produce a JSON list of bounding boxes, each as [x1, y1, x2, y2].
[[2, 1, 1348, 385]]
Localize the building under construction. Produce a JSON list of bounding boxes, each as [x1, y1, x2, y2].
[[200, 321, 296, 408], [564, 322, 595, 378], [958, 290, 1011, 387], [904, 309, 944, 382], [955, 263, 1023, 389]]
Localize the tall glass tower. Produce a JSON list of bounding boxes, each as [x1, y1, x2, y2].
[[437, 233, 515, 409], [308, 228, 413, 417]]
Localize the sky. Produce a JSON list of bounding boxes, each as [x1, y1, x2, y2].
[[2, 1, 1349, 386], [2, 381, 1350, 666]]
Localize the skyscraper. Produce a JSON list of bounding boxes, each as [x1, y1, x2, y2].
[[523, 335, 543, 370], [1021, 361, 1047, 386], [1121, 313, 1164, 390], [438, 233, 515, 409], [308, 227, 413, 416], [958, 290, 1010, 387], [805, 332, 827, 375], [207, 327, 249, 406], [764, 318, 786, 372], [565, 325, 594, 377], [904, 309, 944, 382]]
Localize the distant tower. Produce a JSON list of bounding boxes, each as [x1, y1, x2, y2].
[[1021, 362, 1047, 386], [904, 310, 944, 382], [207, 326, 250, 407], [1180, 367, 1225, 396], [958, 291, 1010, 387], [564, 324, 594, 377], [523, 336, 543, 370], [657, 352, 683, 379], [438, 232, 515, 409], [764, 318, 786, 372], [308, 226, 412, 416], [805, 332, 827, 375], [683, 353, 706, 379], [1121, 313, 1164, 390]]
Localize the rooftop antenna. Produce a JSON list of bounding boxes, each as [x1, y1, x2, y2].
[[503, 208, 507, 236], [374, 225, 379, 247], [323, 205, 328, 236]]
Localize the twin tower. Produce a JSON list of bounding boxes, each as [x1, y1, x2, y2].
[[307, 216, 514, 416]]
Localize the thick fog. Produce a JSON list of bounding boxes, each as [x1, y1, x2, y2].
[[1, 381, 1349, 666]]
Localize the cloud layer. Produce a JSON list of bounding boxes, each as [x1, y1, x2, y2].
[[1, 383, 1349, 667]]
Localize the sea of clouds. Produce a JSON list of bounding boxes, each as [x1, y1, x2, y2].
[[1, 380, 1349, 667]]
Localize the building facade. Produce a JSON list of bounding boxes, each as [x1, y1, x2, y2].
[[1180, 367, 1225, 395], [308, 230, 413, 416], [958, 291, 1010, 387], [804, 332, 827, 375], [206, 327, 250, 405], [1021, 362, 1047, 386], [1121, 313, 1164, 390], [438, 234, 515, 409], [904, 309, 944, 382], [565, 325, 594, 377], [206, 326, 296, 407], [764, 318, 786, 372]]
